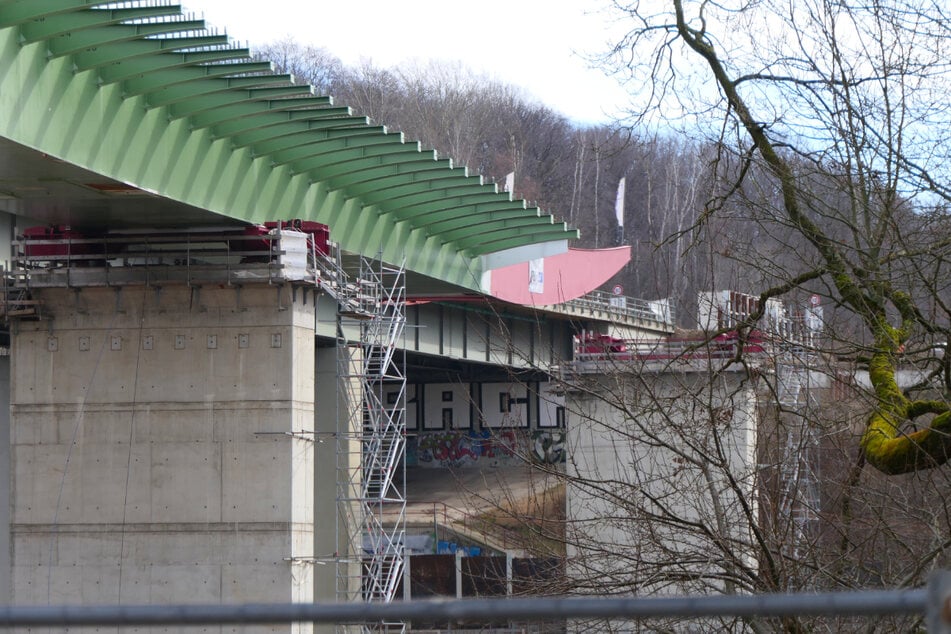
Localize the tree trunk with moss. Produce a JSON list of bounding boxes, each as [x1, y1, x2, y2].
[[663, 0, 951, 476]]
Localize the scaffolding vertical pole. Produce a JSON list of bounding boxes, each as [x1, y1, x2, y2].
[[335, 252, 365, 620], [335, 254, 406, 633]]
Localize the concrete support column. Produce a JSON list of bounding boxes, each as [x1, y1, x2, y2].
[[10, 284, 316, 633]]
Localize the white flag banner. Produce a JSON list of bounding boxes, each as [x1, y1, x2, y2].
[[614, 177, 626, 228]]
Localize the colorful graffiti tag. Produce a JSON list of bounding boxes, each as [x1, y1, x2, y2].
[[408, 429, 568, 468], [412, 429, 518, 468]]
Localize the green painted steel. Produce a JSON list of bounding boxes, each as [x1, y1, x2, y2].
[[19, 6, 183, 41], [121, 62, 279, 95], [360, 182, 493, 207], [0, 1, 578, 289], [139, 74, 297, 107], [101, 57, 271, 85], [230, 117, 372, 151], [187, 96, 334, 128], [219, 112, 365, 144], [420, 206, 537, 230]]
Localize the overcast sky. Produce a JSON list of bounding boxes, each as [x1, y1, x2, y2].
[[181, 0, 630, 124]]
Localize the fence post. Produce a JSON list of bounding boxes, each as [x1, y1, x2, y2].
[[928, 570, 951, 633]]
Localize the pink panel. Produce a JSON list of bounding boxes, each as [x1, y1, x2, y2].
[[488, 246, 631, 305]]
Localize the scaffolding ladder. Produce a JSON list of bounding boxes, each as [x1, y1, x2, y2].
[[335, 254, 407, 633]]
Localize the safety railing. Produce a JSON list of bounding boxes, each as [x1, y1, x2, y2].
[[569, 329, 824, 373], [2, 571, 951, 630], [560, 291, 675, 327]]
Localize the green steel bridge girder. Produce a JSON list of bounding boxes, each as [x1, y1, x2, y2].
[[386, 192, 521, 221], [438, 215, 557, 245], [102, 57, 266, 86], [340, 174, 490, 223], [464, 227, 576, 256], [120, 62, 278, 96], [375, 199, 557, 252], [0, 1, 102, 26], [357, 181, 497, 209], [46, 21, 208, 57], [137, 73, 296, 108], [70, 35, 236, 71], [280, 143, 432, 177], [211, 108, 358, 141], [313, 193, 480, 281], [341, 168, 477, 203], [398, 204, 539, 233], [164, 85, 317, 119], [18, 5, 184, 41], [0, 2, 579, 290], [314, 158, 455, 188], [226, 116, 371, 150], [187, 96, 334, 129], [391, 216, 573, 260], [251, 126, 396, 162]]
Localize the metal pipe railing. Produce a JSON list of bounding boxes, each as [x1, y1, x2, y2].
[[561, 291, 675, 326], [0, 585, 931, 627]]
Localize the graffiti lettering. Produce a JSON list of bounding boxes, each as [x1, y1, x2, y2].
[[411, 429, 523, 468]]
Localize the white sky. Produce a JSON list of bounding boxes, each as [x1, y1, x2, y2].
[[181, 0, 630, 125]]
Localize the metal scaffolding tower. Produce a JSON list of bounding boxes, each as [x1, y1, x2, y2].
[[335, 254, 407, 632]]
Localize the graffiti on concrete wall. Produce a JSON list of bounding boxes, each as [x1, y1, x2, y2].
[[408, 429, 568, 468], [411, 429, 519, 468]]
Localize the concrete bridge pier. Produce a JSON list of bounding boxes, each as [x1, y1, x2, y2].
[[10, 283, 319, 632]]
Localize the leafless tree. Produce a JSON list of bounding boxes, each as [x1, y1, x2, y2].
[[604, 0, 951, 474], [471, 2, 951, 627], [252, 38, 344, 94]]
